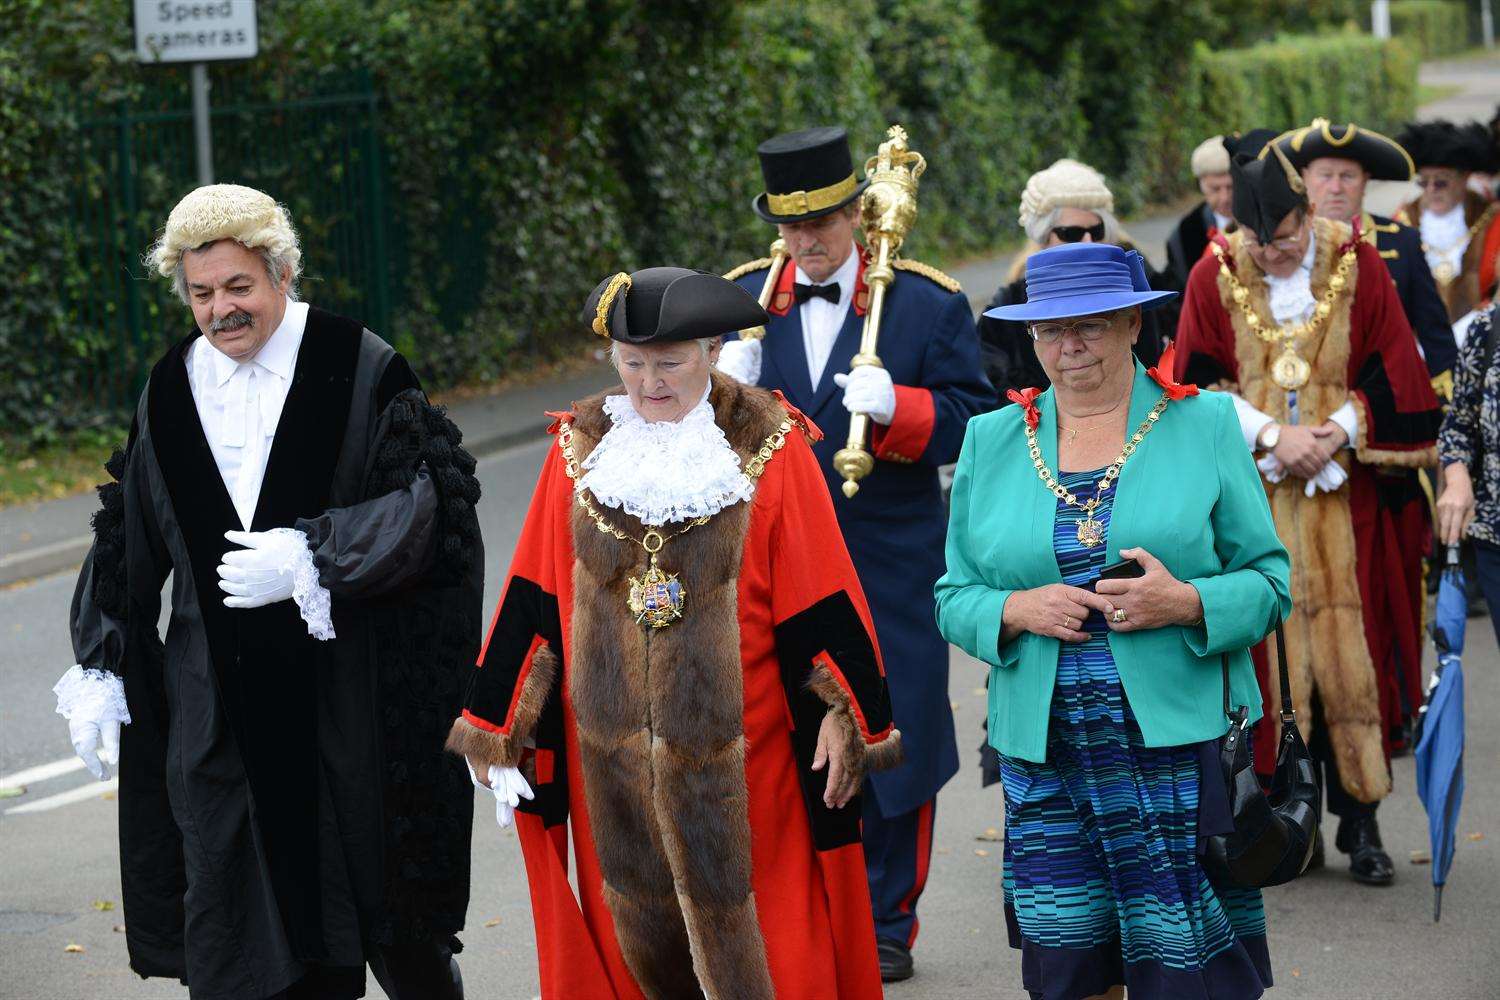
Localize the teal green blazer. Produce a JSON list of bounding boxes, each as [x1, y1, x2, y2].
[[934, 362, 1292, 762]]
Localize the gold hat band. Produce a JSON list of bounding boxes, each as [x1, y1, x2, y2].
[[765, 174, 858, 217], [592, 272, 631, 339]]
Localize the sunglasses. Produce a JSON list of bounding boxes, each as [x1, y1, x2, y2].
[[1415, 176, 1452, 191], [1051, 223, 1106, 243]]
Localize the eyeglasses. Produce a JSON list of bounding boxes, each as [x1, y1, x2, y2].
[[1028, 316, 1116, 343], [1244, 221, 1306, 253], [1415, 176, 1452, 191], [1051, 223, 1106, 243]]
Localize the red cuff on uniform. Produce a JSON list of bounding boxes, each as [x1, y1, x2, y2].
[[870, 385, 934, 464]]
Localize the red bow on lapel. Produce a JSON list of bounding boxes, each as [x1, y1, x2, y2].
[[1006, 387, 1042, 430], [1147, 342, 1199, 400]]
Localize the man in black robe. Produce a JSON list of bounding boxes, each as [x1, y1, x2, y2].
[[55, 184, 481, 999]]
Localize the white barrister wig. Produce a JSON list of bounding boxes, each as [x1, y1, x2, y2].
[[1017, 158, 1115, 234], [1190, 135, 1231, 178], [148, 183, 301, 278]]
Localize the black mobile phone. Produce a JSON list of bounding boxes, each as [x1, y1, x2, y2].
[[1098, 557, 1145, 582]]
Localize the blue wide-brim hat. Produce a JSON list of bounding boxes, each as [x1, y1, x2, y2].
[[983, 242, 1177, 322]]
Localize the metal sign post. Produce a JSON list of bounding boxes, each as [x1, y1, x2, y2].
[[133, 2, 259, 186]]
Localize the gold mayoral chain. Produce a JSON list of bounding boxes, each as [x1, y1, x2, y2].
[[557, 415, 793, 629], [1213, 242, 1356, 391], [1026, 392, 1171, 548]]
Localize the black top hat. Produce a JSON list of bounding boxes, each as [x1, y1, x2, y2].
[[1266, 119, 1413, 181], [1396, 120, 1499, 173], [1223, 128, 1280, 160], [582, 267, 768, 345], [752, 126, 869, 224], [1231, 144, 1309, 245]]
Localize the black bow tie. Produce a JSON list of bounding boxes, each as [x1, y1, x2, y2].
[[794, 282, 841, 305]]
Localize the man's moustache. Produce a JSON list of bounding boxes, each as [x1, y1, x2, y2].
[[209, 311, 253, 334]]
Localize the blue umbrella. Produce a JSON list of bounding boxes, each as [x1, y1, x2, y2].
[[1414, 545, 1468, 922]]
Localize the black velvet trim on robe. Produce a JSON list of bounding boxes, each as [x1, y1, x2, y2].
[[1355, 351, 1444, 447], [773, 591, 893, 850], [146, 308, 361, 959]]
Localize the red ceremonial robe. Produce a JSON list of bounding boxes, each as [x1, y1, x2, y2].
[[1174, 219, 1441, 797], [448, 375, 900, 999]]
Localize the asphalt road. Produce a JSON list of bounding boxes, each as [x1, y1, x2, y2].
[[3, 425, 1499, 999]]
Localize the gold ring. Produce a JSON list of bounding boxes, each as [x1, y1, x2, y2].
[[1112, 608, 1127, 624]]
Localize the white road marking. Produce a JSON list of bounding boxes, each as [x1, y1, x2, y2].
[[4, 777, 117, 814], [0, 756, 86, 791]]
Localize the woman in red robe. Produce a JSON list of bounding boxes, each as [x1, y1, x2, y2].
[[447, 266, 901, 999]]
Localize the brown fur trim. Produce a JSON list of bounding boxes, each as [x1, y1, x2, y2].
[[806, 666, 905, 781], [443, 642, 558, 770], [600, 882, 702, 998], [1220, 217, 1392, 804], [444, 717, 518, 773]]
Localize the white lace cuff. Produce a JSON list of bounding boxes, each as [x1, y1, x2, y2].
[[53, 665, 130, 726], [267, 527, 336, 642]]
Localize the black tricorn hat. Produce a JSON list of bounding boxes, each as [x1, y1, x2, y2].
[[1266, 119, 1414, 181], [582, 266, 768, 345], [1223, 128, 1280, 160], [1396, 119, 1499, 173], [1231, 143, 1309, 245], [752, 126, 869, 224]]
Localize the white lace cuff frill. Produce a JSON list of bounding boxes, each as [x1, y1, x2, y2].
[[53, 665, 130, 726], [266, 527, 336, 641]]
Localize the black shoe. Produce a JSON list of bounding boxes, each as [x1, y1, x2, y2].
[[877, 937, 914, 983], [1335, 815, 1394, 886], [1305, 831, 1325, 871]]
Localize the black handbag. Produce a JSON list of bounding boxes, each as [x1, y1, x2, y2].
[[1202, 619, 1321, 889]]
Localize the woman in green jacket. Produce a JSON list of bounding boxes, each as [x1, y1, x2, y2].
[[936, 242, 1290, 1000]]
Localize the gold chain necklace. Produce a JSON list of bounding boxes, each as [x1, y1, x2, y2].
[[1214, 242, 1356, 391], [1026, 392, 1171, 547], [558, 416, 791, 628], [1420, 204, 1496, 287]]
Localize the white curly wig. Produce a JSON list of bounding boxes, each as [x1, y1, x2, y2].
[[148, 184, 302, 304], [1017, 159, 1119, 245]]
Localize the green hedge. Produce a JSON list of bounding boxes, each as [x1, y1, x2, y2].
[[1390, 1, 1472, 59], [1140, 29, 1419, 201], [0, 0, 1419, 450]]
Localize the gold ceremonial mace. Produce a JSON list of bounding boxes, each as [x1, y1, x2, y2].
[[738, 239, 790, 341], [832, 125, 925, 498]]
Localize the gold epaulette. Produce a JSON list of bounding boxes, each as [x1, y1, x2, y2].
[[893, 258, 962, 293], [723, 257, 772, 282]]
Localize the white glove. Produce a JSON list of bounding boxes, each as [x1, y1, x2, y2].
[[1305, 460, 1348, 497], [1257, 454, 1347, 496], [833, 366, 897, 425], [716, 338, 762, 385], [217, 528, 307, 609], [465, 758, 534, 828], [53, 665, 130, 782]]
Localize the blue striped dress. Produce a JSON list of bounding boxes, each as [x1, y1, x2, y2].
[[998, 469, 1274, 1000]]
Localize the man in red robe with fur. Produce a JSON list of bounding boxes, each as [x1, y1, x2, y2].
[[1175, 146, 1442, 886], [448, 266, 900, 998]]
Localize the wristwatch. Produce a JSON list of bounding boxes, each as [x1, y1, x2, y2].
[[1257, 422, 1281, 451]]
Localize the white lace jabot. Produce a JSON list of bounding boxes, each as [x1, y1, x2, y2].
[[1420, 202, 1469, 277], [579, 391, 755, 526], [1264, 233, 1318, 325]]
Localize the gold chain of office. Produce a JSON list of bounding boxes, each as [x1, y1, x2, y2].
[[1025, 392, 1171, 548], [557, 417, 792, 628], [1212, 242, 1356, 391]]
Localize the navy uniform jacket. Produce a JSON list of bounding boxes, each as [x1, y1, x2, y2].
[[731, 252, 996, 817], [1364, 212, 1456, 378]]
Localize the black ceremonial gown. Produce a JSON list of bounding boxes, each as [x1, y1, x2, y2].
[[69, 308, 482, 998]]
